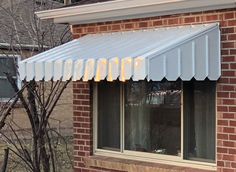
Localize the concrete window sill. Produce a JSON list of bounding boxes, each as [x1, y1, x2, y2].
[[84, 155, 216, 172]]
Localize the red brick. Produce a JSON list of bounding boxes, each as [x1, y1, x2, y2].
[[222, 27, 234, 34], [229, 148, 236, 155], [217, 92, 229, 98], [206, 14, 218, 21], [184, 17, 195, 23], [230, 49, 236, 55], [223, 127, 235, 133], [221, 35, 227, 41], [222, 100, 235, 105], [221, 49, 229, 55], [218, 120, 229, 126], [222, 168, 234, 172], [218, 160, 225, 167], [138, 22, 148, 28], [218, 133, 229, 140], [168, 18, 179, 25], [153, 20, 163, 26], [229, 107, 236, 112], [222, 56, 235, 62], [218, 147, 228, 153], [229, 93, 236, 98], [224, 12, 235, 19], [223, 85, 235, 91], [222, 42, 235, 49], [222, 71, 236, 77], [229, 78, 236, 84], [223, 113, 235, 119], [228, 34, 236, 40], [230, 63, 236, 69], [99, 25, 108, 31], [229, 121, 236, 126], [124, 23, 134, 29], [87, 27, 96, 33], [219, 77, 230, 84], [217, 106, 228, 112], [223, 141, 235, 147], [231, 162, 236, 168], [229, 135, 236, 141], [223, 155, 236, 161], [111, 24, 121, 31], [228, 20, 236, 26]]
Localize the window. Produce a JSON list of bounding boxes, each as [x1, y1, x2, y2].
[[183, 81, 216, 163], [94, 80, 216, 164], [0, 55, 19, 100]]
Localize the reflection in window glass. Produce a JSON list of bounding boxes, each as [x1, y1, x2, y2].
[[184, 81, 216, 163], [0, 79, 17, 98], [125, 81, 181, 156], [0, 57, 17, 99], [0, 57, 17, 76], [97, 81, 120, 151]]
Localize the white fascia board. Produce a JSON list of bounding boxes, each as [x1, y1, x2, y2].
[[36, 0, 236, 24], [0, 43, 49, 50]]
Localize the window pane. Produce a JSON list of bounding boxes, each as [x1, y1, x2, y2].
[[125, 81, 181, 156], [0, 57, 17, 76], [0, 78, 16, 98], [184, 81, 216, 162], [97, 81, 120, 151]]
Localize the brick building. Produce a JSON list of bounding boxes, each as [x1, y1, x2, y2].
[[20, 0, 236, 171]]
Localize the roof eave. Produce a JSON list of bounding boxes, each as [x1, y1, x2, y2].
[[35, 0, 236, 25]]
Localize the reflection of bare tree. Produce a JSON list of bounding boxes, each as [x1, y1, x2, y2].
[[126, 81, 181, 155], [0, 0, 72, 171]]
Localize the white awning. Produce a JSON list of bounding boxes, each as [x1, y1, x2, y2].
[[19, 23, 221, 82]]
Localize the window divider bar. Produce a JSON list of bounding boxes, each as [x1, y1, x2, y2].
[[120, 83, 124, 153], [181, 82, 184, 160], [93, 83, 98, 153]]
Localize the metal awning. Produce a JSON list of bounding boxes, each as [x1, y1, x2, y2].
[[19, 23, 221, 82]]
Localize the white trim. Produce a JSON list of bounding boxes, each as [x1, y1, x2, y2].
[[94, 150, 216, 171], [93, 83, 98, 154], [0, 43, 49, 50], [35, 0, 236, 24]]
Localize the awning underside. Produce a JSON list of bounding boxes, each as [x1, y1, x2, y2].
[[19, 23, 221, 82]]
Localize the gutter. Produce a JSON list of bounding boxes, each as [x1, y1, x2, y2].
[[35, 0, 236, 25], [0, 43, 49, 51]]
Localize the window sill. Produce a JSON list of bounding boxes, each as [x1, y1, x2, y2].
[[0, 99, 23, 108], [84, 155, 216, 172]]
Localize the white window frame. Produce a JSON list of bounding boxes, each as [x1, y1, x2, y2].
[[0, 54, 21, 102], [93, 82, 217, 171]]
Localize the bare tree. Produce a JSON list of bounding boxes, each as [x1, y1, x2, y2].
[[0, 0, 73, 171]]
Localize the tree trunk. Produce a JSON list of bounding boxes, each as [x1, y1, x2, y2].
[[0, 148, 9, 172]]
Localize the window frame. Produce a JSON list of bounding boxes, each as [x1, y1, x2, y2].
[[0, 54, 21, 102], [93, 82, 217, 170]]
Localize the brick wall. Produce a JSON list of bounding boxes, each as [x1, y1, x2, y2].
[[72, 8, 236, 172]]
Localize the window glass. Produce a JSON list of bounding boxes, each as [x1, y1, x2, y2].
[[0, 78, 16, 98], [0, 57, 17, 99], [184, 81, 216, 162], [124, 81, 181, 156], [0, 57, 17, 76], [97, 81, 120, 151]]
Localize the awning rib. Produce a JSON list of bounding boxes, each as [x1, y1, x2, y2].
[[19, 23, 221, 82]]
